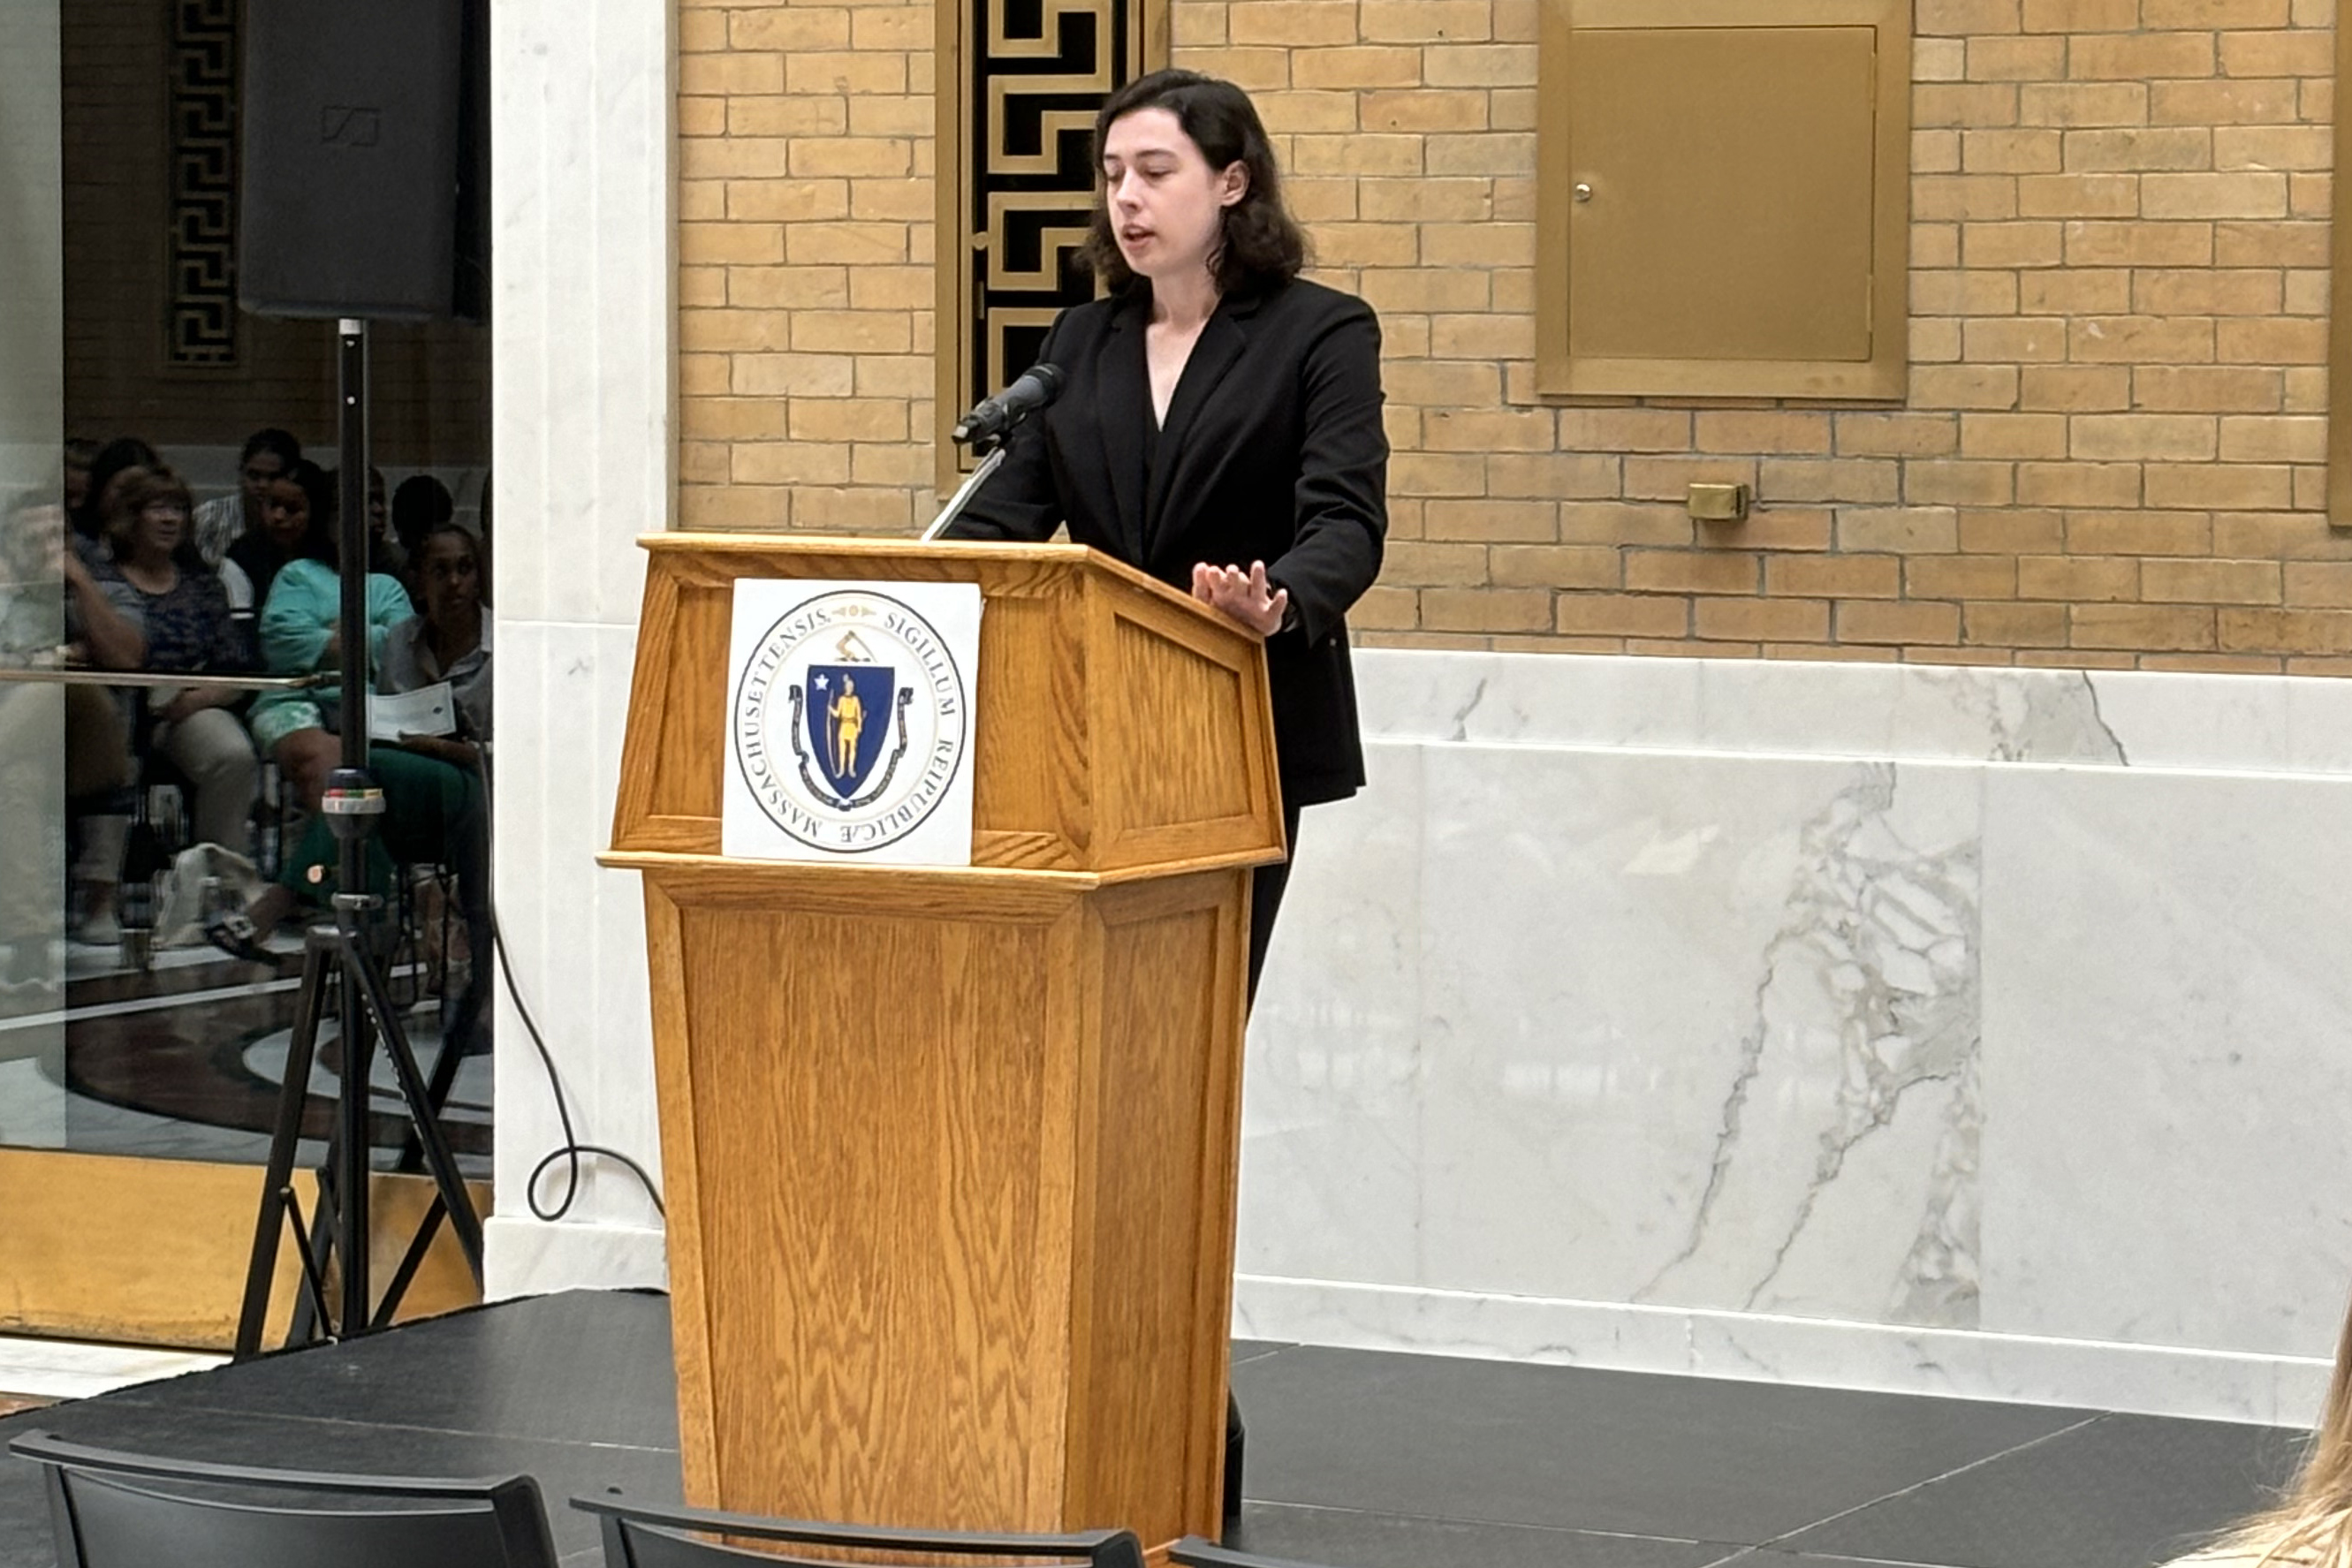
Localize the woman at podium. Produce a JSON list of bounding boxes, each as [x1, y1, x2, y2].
[[943, 67, 1389, 1003]]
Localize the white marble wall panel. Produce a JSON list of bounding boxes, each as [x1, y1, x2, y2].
[[485, 0, 671, 1294], [1254, 746, 1986, 1330], [1239, 744, 1427, 1285], [1241, 649, 2352, 1420], [1980, 766, 2352, 1363], [488, 622, 664, 1282]]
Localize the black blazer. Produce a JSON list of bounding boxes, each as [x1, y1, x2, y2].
[[945, 276, 1389, 808]]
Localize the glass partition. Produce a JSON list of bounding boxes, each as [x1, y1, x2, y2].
[[0, 2, 492, 1193]]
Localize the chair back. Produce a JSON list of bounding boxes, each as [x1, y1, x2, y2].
[[1171, 1536, 1332, 1568], [11, 1428, 560, 1568], [573, 1492, 1146, 1568]]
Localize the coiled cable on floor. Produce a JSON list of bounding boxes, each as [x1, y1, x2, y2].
[[471, 745, 664, 1220]]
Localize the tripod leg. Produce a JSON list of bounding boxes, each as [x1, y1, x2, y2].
[[234, 926, 337, 1359], [345, 930, 485, 1289], [282, 1191, 336, 1338], [293, 962, 351, 1346], [370, 1197, 446, 1331], [334, 942, 376, 1337], [394, 981, 475, 1174]]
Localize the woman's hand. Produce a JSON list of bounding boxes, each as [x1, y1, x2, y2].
[[64, 553, 148, 671], [1190, 559, 1289, 637], [389, 733, 480, 770], [158, 685, 235, 724]]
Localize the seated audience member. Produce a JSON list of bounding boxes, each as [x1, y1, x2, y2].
[[368, 466, 392, 551], [372, 519, 493, 1039], [190, 428, 300, 572], [68, 467, 258, 853], [2180, 1292, 2352, 1567], [228, 458, 330, 611], [245, 474, 413, 815], [222, 473, 485, 981], [39, 493, 134, 940], [0, 494, 75, 985], [391, 473, 455, 595], [474, 472, 493, 609], [70, 436, 160, 563], [63, 437, 97, 519], [379, 521, 491, 756]]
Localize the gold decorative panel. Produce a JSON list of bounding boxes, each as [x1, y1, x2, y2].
[[1537, 0, 1909, 399], [936, 0, 1168, 490]]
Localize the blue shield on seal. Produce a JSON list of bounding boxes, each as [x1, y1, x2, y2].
[[806, 665, 892, 797]]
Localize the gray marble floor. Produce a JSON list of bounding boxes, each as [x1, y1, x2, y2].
[[0, 1293, 2308, 1568], [0, 938, 489, 1175]]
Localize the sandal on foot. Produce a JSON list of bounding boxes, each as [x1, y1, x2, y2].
[[205, 912, 273, 964]]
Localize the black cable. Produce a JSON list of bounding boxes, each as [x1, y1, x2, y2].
[[468, 744, 664, 1220]]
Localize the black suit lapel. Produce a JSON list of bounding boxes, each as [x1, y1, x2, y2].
[[1146, 305, 1253, 557], [1095, 307, 1149, 561]]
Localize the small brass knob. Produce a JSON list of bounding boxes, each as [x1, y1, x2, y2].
[[1574, 182, 1594, 202]]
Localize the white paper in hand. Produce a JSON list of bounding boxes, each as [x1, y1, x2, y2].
[[369, 682, 458, 742]]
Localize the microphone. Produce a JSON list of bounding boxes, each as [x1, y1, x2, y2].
[[952, 363, 1064, 445]]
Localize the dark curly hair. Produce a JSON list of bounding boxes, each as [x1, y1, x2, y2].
[[1080, 70, 1308, 299], [277, 458, 341, 565]]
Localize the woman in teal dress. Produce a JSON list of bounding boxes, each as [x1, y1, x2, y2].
[[218, 463, 484, 980]]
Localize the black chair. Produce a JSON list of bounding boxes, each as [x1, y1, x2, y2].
[[10, 1428, 560, 1568], [1172, 1537, 1333, 1568], [573, 1491, 1147, 1568]]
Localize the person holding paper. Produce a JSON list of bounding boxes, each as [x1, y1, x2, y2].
[[214, 489, 486, 988], [378, 522, 492, 769], [245, 458, 413, 812], [941, 68, 1387, 1003]]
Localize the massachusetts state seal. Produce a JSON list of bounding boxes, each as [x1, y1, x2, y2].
[[730, 587, 971, 853]]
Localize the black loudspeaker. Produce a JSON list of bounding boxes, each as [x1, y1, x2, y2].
[[240, 0, 487, 322]]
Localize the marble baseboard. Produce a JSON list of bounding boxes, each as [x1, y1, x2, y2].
[[1353, 648, 2352, 777], [483, 1214, 668, 1300], [1233, 1274, 2330, 1430], [0, 1336, 223, 1401]]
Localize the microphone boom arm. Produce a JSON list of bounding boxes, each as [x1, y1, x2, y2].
[[920, 444, 1009, 542]]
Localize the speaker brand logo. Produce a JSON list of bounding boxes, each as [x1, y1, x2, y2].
[[729, 586, 975, 858], [319, 106, 382, 147]]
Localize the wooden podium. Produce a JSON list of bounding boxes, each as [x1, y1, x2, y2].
[[601, 534, 1284, 1556]]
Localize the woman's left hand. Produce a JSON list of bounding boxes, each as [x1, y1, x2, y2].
[[391, 733, 478, 769], [1190, 559, 1289, 637]]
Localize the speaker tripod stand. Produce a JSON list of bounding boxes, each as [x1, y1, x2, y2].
[[231, 318, 485, 1357]]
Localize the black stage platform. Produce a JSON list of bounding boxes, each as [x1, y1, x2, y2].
[[0, 1291, 2308, 1568]]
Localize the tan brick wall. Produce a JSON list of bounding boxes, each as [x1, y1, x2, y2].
[[677, 0, 2352, 674], [674, 0, 939, 533]]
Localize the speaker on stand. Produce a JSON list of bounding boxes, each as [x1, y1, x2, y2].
[[232, 0, 489, 1356]]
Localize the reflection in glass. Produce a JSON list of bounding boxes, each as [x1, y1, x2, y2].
[[0, 2, 492, 1177], [0, 2, 67, 1147]]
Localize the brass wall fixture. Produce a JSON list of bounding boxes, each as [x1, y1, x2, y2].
[[1687, 481, 1751, 523]]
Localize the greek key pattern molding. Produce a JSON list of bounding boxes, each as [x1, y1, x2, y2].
[[939, 0, 1165, 481], [168, 0, 239, 368]]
